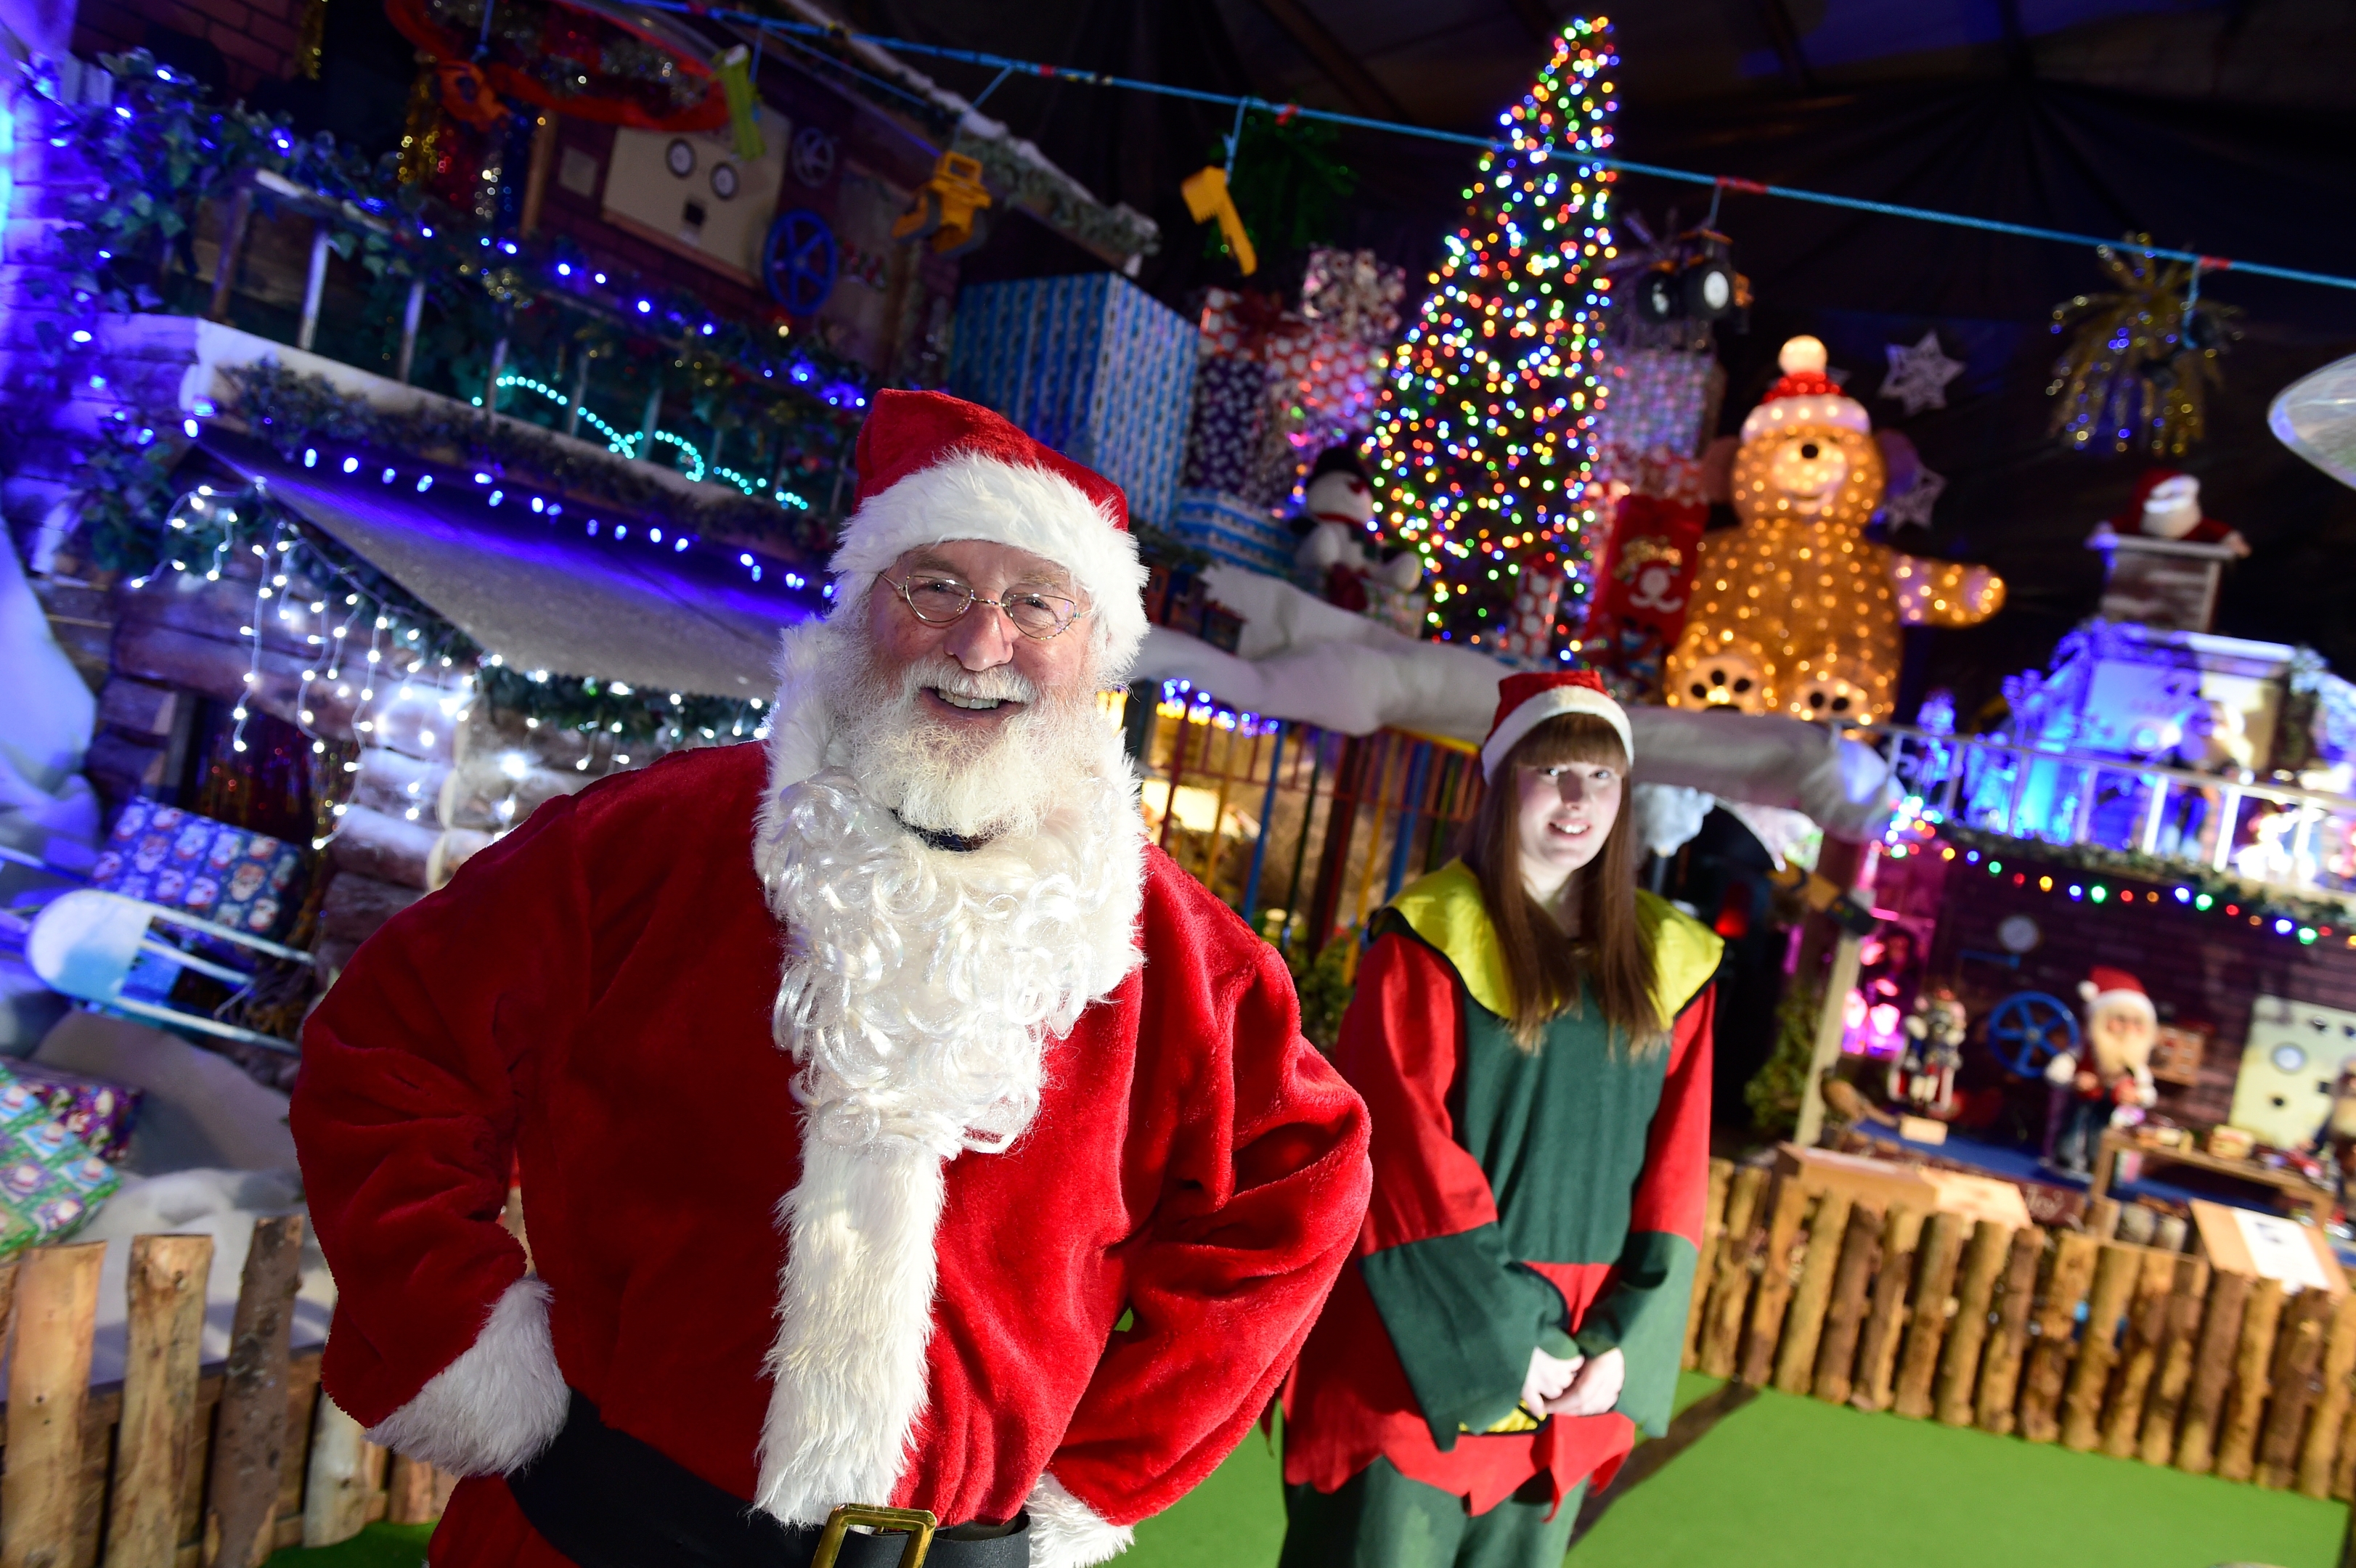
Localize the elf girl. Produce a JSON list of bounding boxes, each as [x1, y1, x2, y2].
[[1280, 671, 1721, 1567]]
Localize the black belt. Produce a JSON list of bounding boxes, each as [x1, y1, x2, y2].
[[508, 1389, 1030, 1568]]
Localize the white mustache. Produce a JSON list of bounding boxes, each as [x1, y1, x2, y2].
[[898, 658, 1039, 706]]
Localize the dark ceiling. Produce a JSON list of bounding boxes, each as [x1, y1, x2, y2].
[[860, 0, 2356, 703]]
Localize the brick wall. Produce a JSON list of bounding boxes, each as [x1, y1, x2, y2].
[[72, 0, 301, 94], [1910, 846, 2356, 1129]]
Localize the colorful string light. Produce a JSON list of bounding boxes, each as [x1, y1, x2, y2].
[[1369, 19, 1617, 648]]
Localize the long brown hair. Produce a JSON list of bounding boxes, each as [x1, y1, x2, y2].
[[1462, 713, 1662, 1053]]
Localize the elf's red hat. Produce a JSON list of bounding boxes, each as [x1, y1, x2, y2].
[[830, 390, 1149, 669], [1481, 669, 1633, 781], [2079, 966, 2155, 1018]]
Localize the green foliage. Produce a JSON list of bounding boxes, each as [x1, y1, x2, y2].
[[1273, 926, 1359, 1051], [1744, 978, 1823, 1139], [1208, 110, 1356, 262]]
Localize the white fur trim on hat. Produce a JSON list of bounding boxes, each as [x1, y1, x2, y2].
[[2079, 979, 2157, 1019], [1480, 685, 1634, 781], [827, 451, 1151, 677]]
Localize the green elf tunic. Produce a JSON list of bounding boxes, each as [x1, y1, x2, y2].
[[1283, 860, 1721, 1519]]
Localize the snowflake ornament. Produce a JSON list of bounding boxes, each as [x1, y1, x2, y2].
[[1879, 330, 1966, 417], [1882, 465, 1946, 530]]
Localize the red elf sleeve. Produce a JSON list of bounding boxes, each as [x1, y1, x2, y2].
[[1345, 930, 1578, 1449]]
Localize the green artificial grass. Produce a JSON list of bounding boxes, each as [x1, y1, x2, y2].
[[1128, 1374, 2347, 1568], [264, 1521, 433, 1568], [269, 1379, 2349, 1568]]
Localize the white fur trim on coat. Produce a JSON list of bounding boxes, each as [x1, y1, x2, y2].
[[827, 451, 1150, 677], [364, 1275, 566, 1476], [754, 1138, 947, 1526], [1026, 1472, 1134, 1568]]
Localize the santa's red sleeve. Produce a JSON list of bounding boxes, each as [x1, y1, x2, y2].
[[1568, 987, 1714, 1437], [1342, 931, 1575, 1447], [291, 793, 587, 1474], [1041, 912, 1371, 1527]]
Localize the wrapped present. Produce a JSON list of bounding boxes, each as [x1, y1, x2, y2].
[[92, 800, 307, 942], [1, 1062, 143, 1164], [0, 1067, 121, 1254], [1198, 287, 1389, 507], [1493, 567, 1566, 669], [950, 273, 1199, 528], [1183, 357, 1273, 498], [1172, 489, 1294, 578], [1300, 247, 1406, 348]]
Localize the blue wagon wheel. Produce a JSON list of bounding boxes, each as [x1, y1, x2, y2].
[[764, 208, 837, 316], [1984, 990, 2081, 1078]]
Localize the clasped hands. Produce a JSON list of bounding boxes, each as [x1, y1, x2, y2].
[[1520, 1344, 1624, 1420]]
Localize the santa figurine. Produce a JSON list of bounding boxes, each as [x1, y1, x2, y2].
[[2042, 967, 2160, 1176], [291, 391, 1373, 1567], [2119, 469, 2251, 558], [1294, 445, 1422, 613]]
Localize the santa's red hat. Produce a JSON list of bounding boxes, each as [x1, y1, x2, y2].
[[1480, 669, 1632, 781], [827, 391, 1150, 671], [2079, 966, 2156, 1020], [1740, 336, 1872, 444]]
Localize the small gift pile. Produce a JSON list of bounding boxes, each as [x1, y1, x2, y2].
[[1183, 248, 1406, 516], [91, 800, 306, 942], [949, 272, 1199, 528], [0, 1067, 126, 1254], [4, 1061, 143, 1164]]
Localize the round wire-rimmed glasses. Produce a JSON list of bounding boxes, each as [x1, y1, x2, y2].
[[880, 572, 1091, 641]]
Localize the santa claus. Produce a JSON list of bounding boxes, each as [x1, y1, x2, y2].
[[2042, 966, 2159, 1176], [290, 391, 1372, 1567]]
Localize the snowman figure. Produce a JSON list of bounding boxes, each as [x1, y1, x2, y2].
[[1294, 445, 1422, 613]]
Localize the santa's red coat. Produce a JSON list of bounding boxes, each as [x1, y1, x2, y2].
[[292, 741, 1370, 1563]]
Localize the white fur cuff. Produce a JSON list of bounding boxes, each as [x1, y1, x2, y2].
[[1026, 1472, 1133, 1568], [365, 1275, 567, 1477]]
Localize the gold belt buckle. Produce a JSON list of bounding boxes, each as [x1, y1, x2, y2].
[[811, 1504, 938, 1568]]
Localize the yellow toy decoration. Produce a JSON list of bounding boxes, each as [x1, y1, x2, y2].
[[894, 152, 993, 256], [1664, 336, 2004, 726], [1180, 164, 1258, 277]]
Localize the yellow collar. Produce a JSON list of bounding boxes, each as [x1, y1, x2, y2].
[[1385, 860, 1723, 1023]]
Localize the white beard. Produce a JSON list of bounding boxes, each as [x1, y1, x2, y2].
[[814, 615, 1108, 844], [749, 624, 1146, 1526]]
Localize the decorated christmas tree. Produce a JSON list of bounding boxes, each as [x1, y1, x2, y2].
[[1370, 20, 1619, 653]]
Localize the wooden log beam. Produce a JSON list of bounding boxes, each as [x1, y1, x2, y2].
[[2179, 1269, 2251, 1475], [2102, 1249, 2181, 1458], [1774, 1191, 1851, 1395], [1698, 1165, 1767, 1379], [1976, 1226, 2046, 1435], [2258, 1287, 2335, 1490], [2138, 1256, 2211, 1468], [205, 1215, 305, 1568], [2061, 1243, 2141, 1452], [1684, 1159, 1735, 1371], [1739, 1176, 1811, 1387], [2019, 1232, 2100, 1445], [1851, 1206, 1923, 1413], [325, 804, 439, 890], [301, 1396, 385, 1548], [3, 1244, 105, 1568], [2298, 1291, 2356, 1498], [1812, 1200, 1883, 1406], [107, 1234, 216, 1568], [2217, 1278, 2286, 1482], [1936, 1220, 2012, 1427], [1893, 1212, 1965, 1419]]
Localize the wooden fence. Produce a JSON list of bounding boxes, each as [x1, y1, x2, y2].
[[0, 1220, 453, 1568], [1683, 1157, 2356, 1498]]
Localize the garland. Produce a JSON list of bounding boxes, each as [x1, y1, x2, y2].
[[1923, 824, 2352, 943], [30, 50, 870, 517]]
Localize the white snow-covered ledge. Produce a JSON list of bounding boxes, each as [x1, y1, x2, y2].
[[1130, 568, 1894, 839]]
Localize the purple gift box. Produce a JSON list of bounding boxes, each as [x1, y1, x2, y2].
[[92, 801, 305, 942], [2, 1063, 143, 1164]]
